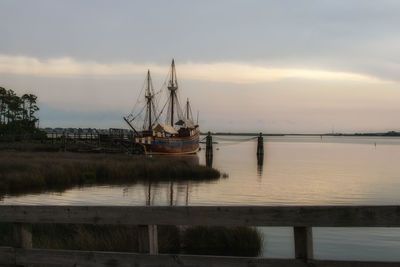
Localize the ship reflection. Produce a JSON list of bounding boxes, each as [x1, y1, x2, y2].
[[145, 180, 192, 206], [144, 154, 201, 206]]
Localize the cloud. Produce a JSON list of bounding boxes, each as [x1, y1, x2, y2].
[[0, 54, 390, 84]]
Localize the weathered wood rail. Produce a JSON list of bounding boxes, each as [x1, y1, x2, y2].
[[0, 205, 399, 266]]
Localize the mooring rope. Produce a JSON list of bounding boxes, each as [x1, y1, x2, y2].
[[212, 136, 258, 142], [199, 135, 258, 147]]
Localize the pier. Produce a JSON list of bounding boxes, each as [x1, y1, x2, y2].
[[0, 205, 399, 266]]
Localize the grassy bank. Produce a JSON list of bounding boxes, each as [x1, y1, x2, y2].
[[183, 226, 262, 257], [0, 141, 61, 152], [0, 223, 262, 257], [0, 151, 221, 195]]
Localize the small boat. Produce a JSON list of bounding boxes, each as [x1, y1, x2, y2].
[[124, 59, 200, 154]]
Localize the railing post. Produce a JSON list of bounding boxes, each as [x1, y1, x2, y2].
[[138, 225, 158, 254], [14, 223, 32, 252], [14, 223, 32, 267], [148, 225, 158, 255], [294, 226, 313, 261]]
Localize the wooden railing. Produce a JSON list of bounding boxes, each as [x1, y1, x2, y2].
[[0, 205, 400, 266]]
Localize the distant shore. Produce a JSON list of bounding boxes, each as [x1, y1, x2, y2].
[[37, 127, 400, 137], [202, 130, 400, 137]]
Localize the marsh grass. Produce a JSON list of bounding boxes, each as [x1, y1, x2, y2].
[[33, 224, 180, 253], [0, 223, 180, 253], [0, 151, 220, 195], [0, 142, 61, 152], [182, 226, 263, 257], [0, 223, 262, 256]]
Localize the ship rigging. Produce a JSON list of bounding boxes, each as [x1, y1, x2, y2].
[[124, 59, 200, 154]]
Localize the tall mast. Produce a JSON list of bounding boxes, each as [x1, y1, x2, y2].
[[186, 98, 190, 120], [168, 59, 178, 126], [145, 70, 152, 131]]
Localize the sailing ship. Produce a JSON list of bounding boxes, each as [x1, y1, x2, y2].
[[124, 59, 200, 154]]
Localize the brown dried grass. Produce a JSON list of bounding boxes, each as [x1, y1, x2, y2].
[[0, 151, 220, 195]]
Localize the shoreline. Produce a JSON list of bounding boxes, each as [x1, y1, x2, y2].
[[0, 151, 221, 196]]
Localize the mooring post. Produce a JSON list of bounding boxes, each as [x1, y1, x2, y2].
[[205, 132, 213, 167], [294, 226, 313, 261], [257, 132, 264, 156], [206, 131, 213, 154]]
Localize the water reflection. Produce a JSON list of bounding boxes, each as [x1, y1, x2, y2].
[[169, 182, 174, 206], [142, 181, 197, 207], [146, 182, 152, 206], [153, 154, 200, 166], [185, 182, 189, 205], [257, 153, 264, 178], [205, 152, 213, 168]]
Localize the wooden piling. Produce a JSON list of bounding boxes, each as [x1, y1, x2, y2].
[[257, 132, 264, 156], [206, 132, 213, 167], [257, 153, 264, 176], [206, 153, 213, 168], [206, 131, 213, 154]]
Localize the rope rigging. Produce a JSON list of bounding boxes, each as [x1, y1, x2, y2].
[[124, 59, 196, 132]]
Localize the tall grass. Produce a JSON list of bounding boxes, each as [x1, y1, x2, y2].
[[0, 141, 61, 152], [0, 152, 220, 195], [182, 226, 263, 257], [0, 223, 262, 257]]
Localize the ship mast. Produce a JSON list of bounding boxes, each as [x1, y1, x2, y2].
[[168, 59, 178, 126], [186, 98, 190, 120], [145, 70, 153, 131]]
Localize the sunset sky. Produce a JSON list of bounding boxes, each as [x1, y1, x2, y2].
[[1, 0, 399, 133]]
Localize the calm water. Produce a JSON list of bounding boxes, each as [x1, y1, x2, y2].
[[2, 135, 400, 260]]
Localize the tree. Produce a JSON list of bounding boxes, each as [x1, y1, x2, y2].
[[26, 94, 39, 123], [0, 87, 6, 125], [0, 87, 40, 135]]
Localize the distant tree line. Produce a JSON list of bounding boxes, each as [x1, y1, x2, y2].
[[0, 87, 40, 135]]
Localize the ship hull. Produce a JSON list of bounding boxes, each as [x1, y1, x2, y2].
[[135, 132, 200, 155]]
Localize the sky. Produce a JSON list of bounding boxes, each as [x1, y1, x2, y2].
[[0, 0, 399, 133]]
